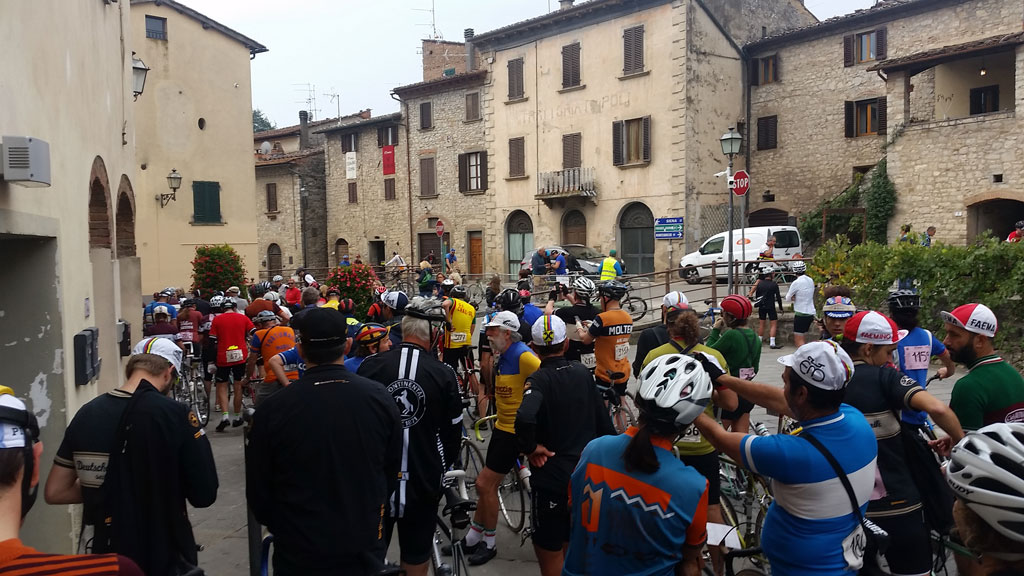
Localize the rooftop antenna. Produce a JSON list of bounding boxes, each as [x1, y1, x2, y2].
[[293, 83, 320, 121], [324, 88, 341, 119], [413, 0, 442, 40]]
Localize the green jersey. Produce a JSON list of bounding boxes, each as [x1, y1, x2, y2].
[[949, 354, 1024, 430], [707, 327, 761, 380]]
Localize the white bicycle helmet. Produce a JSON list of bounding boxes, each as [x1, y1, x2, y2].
[[946, 422, 1024, 543], [209, 295, 226, 309], [637, 354, 713, 427], [791, 261, 806, 273], [263, 291, 280, 302], [572, 276, 597, 299]]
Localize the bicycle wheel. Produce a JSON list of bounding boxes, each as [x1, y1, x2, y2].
[[497, 469, 526, 533], [622, 297, 648, 322], [191, 371, 210, 426], [459, 438, 485, 500]]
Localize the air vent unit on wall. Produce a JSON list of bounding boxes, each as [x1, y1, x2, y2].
[[0, 136, 50, 187]]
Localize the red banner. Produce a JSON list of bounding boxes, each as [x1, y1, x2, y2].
[[382, 145, 395, 175]]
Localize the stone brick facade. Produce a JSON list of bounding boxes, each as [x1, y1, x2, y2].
[[422, 40, 472, 81]]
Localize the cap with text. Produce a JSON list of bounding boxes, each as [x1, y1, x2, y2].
[[843, 310, 908, 345], [485, 311, 520, 332], [0, 391, 29, 449], [941, 303, 998, 338], [532, 314, 567, 346], [822, 296, 856, 319], [778, 340, 855, 391]]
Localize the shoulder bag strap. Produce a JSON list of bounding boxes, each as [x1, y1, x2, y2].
[[800, 431, 863, 521], [668, 340, 697, 356]]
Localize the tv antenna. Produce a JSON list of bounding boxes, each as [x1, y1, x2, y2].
[[413, 0, 442, 40], [293, 83, 320, 120], [323, 88, 341, 119]]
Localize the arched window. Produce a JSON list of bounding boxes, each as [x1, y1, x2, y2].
[[506, 211, 534, 275], [115, 175, 136, 258], [267, 244, 282, 278], [88, 157, 112, 249], [334, 238, 349, 265]]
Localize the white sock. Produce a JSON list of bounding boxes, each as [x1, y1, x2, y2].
[[770, 337, 776, 346], [465, 522, 484, 546], [483, 529, 496, 548]]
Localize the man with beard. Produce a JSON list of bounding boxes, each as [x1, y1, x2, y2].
[[941, 303, 1024, 429]]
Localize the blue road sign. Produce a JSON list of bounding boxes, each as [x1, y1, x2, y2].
[[655, 231, 684, 240], [655, 217, 684, 226]]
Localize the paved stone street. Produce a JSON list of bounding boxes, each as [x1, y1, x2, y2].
[[189, 343, 961, 575]]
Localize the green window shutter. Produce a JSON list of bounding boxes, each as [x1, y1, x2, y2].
[[193, 181, 221, 223]]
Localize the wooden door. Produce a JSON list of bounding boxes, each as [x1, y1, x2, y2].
[[469, 232, 483, 275]]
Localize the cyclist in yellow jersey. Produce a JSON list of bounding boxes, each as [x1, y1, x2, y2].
[[442, 285, 484, 416]]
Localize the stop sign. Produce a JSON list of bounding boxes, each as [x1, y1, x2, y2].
[[732, 170, 750, 196], [436, 220, 445, 237]]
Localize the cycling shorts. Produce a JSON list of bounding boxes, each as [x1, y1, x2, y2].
[[680, 451, 721, 505], [793, 314, 814, 334], [442, 347, 474, 376], [531, 487, 570, 552], [384, 497, 440, 565], [202, 360, 216, 381], [758, 307, 778, 321], [867, 509, 931, 576], [596, 376, 628, 399], [215, 364, 245, 383], [485, 428, 519, 475]]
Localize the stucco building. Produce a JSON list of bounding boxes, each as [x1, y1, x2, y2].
[[1, 0, 144, 551], [746, 0, 1024, 244], [131, 0, 266, 291]]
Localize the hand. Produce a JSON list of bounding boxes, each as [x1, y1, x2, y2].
[[929, 436, 954, 459], [937, 367, 950, 379], [695, 353, 726, 386], [713, 317, 725, 331], [528, 444, 555, 468]]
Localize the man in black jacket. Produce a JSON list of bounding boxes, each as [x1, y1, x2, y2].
[[359, 297, 463, 576], [632, 291, 686, 378], [247, 307, 402, 575], [45, 337, 218, 575], [516, 314, 615, 576]]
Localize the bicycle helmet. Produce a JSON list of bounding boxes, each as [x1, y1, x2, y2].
[[518, 288, 532, 300], [791, 261, 807, 273], [598, 280, 628, 301], [326, 287, 342, 297], [374, 285, 388, 297], [337, 298, 356, 314], [759, 263, 776, 274], [946, 423, 1024, 543], [355, 323, 390, 346], [221, 298, 237, 310], [272, 274, 284, 283], [572, 276, 597, 300], [251, 281, 271, 298], [405, 296, 448, 324], [180, 298, 196, 308], [450, 285, 468, 301], [1016, 220, 1024, 230], [254, 310, 277, 324], [441, 278, 455, 292], [263, 291, 280, 302], [209, 295, 226, 310], [159, 288, 176, 298], [637, 354, 713, 427], [495, 289, 522, 313], [383, 291, 409, 311], [721, 295, 754, 320], [887, 290, 921, 311]]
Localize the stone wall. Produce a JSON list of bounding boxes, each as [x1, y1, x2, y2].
[[255, 165, 300, 278], [422, 40, 470, 81], [703, 0, 817, 46]]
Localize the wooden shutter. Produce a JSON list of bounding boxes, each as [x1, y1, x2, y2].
[[420, 102, 432, 129], [384, 179, 396, 200], [478, 151, 488, 191], [843, 35, 855, 67], [875, 28, 887, 60], [623, 26, 644, 75], [193, 181, 221, 223], [562, 43, 581, 88], [562, 133, 582, 169], [377, 127, 383, 147], [420, 157, 436, 196], [508, 58, 524, 99], [771, 54, 780, 82], [509, 137, 525, 177], [466, 92, 480, 121], [642, 116, 651, 163], [749, 58, 761, 86], [266, 183, 277, 212], [348, 182, 358, 203], [844, 101, 855, 138], [876, 97, 887, 135], [458, 153, 469, 192], [612, 120, 624, 166]]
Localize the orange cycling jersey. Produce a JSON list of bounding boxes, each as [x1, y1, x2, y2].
[[250, 325, 297, 382], [588, 309, 633, 385]]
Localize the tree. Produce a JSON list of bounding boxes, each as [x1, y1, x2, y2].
[[192, 244, 248, 299], [253, 108, 276, 133]]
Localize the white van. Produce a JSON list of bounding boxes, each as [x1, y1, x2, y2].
[[678, 226, 802, 284]]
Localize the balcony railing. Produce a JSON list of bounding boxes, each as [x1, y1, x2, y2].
[[536, 167, 597, 202]]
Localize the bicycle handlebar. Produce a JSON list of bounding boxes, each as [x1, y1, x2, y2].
[[473, 414, 498, 442]]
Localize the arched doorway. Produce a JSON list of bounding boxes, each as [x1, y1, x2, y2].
[[748, 208, 790, 227], [561, 210, 587, 246], [619, 202, 654, 274], [967, 198, 1024, 241], [115, 175, 136, 258], [334, 238, 349, 265], [267, 244, 282, 279], [506, 211, 534, 275], [88, 157, 112, 250]]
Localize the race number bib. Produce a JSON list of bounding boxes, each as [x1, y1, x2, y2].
[[739, 367, 756, 381], [580, 353, 597, 370], [902, 345, 930, 371], [841, 524, 867, 571], [679, 424, 702, 443], [614, 343, 630, 361], [450, 332, 468, 344], [225, 348, 244, 363]]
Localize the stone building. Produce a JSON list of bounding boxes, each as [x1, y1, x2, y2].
[[131, 0, 266, 290], [316, 113, 410, 271], [1, 0, 143, 551], [471, 0, 815, 275], [422, 39, 475, 81], [746, 0, 1024, 244], [393, 65, 489, 277]]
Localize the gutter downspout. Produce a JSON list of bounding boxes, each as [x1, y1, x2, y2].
[[392, 92, 415, 261]]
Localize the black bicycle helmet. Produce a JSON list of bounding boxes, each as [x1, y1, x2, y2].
[[405, 296, 448, 324], [598, 280, 628, 301], [495, 288, 522, 313], [888, 289, 920, 311], [1017, 220, 1024, 230], [252, 281, 272, 298], [221, 298, 237, 310], [180, 298, 196, 308], [450, 285, 468, 301]]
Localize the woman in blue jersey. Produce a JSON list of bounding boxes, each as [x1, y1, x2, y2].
[[565, 354, 713, 576]]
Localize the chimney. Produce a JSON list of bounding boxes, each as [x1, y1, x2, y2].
[[298, 110, 310, 150], [559, 0, 574, 10], [465, 28, 476, 72]]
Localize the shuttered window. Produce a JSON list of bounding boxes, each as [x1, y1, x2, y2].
[[466, 92, 480, 121], [341, 133, 358, 153], [612, 116, 651, 166], [562, 42, 581, 88], [192, 181, 221, 223], [377, 126, 398, 147], [756, 116, 778, 150], [750, 55, 780, 86], [509, 138, 526, 177], [265, 183, 278, 212], [846, 98, 886, 137], [844, 28, 886, 66], [508, 58, 525, 100], [562, 133, 582, 169], [458, 152, 489, 192], [348, 182, 358, 204], [420, 102, 433, 130], [419, 157, 436, 197], [384, 178, 396, 200], [623, 25, 645, 75]]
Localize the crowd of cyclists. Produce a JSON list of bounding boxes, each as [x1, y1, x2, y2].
[[1, 251, 1020, 576]]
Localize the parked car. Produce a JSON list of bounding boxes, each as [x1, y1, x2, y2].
[[678, 226, 802, 284], [520, 244, 606, 276]]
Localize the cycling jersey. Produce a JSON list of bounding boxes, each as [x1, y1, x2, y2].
[[250, 326, 298, 382], [273, 348, 305, 379], [950, 354, 1024, 429], [588, 309, 633, 385], [741, 405, 877, 575], [493, 340, 541, 434], [209, 312, 254, 366], [785, 275, 816, 316], [565, 429, 709, 576], [0, 539, 143, 575], [176, 310, 203, 343], [706, 327, 760, 379], [522, 302, 544, 328], [642, 342, 729, 457], [143, 322, 178, 339], [893, 327, 946, 425], [446, 298, 475, 349], [245, 299, 283, 320], [320, 299, 340, 310], [143, 300, 177, 327], [555, 303, 599, 367]]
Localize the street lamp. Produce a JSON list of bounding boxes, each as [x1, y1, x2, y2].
[[159, 168, 181, 208], [721, 127, 743, 294], [131, 53, 150, 101]]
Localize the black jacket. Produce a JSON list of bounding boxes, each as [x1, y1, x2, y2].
[[555, 303, 599, 364], [633, 324, 670, 378], [359, 343, 463, 514], [247, 364, 402, 575], [515, 357, 616, 493]]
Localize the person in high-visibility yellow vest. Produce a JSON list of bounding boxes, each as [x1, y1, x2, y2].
[[599, 249, 624, 281]]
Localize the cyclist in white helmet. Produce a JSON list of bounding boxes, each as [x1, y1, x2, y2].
[[546, 276, 600, 369]]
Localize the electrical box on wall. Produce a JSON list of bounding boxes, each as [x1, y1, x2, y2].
[[0, 136, 51, 188], [118, 321, 131, 358], [74, 327, 102, 386]]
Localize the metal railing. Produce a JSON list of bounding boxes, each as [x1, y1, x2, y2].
[[537, 167, 597, 199]]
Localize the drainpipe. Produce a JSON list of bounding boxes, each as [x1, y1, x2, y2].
[[392, 92, 415, 261]]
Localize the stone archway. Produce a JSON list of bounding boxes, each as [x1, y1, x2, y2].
[[115, 175, 136, 258], [88, 157, 112, 249], [618, 202, 654, 274], [966, 196, 1024, 241], [334, 238, 349, 265], [267, 244, 283, 278], [561, 209, 587, 246]]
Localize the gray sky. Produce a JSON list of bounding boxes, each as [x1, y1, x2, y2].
[[175, 0, 875, 128]]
